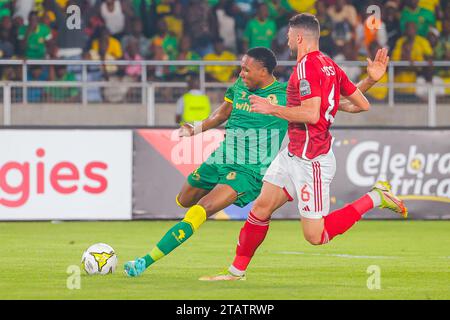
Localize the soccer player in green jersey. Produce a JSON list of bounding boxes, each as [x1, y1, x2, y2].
[[124, 47, 289, 277]]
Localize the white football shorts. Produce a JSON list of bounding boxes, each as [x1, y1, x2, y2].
[[263, 147, 336, 219]]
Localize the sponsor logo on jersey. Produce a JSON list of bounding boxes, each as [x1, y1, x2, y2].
[[235, 102, 251, 112]]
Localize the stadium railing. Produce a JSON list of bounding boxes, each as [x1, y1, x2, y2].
[[0, 60, 449, 126]]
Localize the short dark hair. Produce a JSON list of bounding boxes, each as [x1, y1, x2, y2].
[[289, 13, 320, 38], [246, 47, 277, 74]]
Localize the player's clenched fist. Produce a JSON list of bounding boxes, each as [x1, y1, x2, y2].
[[178, 123, 195, 137], [249, 95, 275, 115]]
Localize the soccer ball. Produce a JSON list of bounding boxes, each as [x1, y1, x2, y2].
[[81, 243, 118, 275]]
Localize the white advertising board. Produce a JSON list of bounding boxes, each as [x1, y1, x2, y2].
[[0, 130, 132, 220]]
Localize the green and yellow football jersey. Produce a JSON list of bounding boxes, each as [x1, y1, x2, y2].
[[214, 77, 288, 175], [188, 78, 288, 207], [187, 77, 288, 207]]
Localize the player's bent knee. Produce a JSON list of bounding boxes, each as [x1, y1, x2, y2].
[[303, 232, 322, 246]]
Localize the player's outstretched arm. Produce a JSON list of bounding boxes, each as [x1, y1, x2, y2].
[[250, 95, 321, 124], [339, 48, 389, 113], [179, 101, 233, 137]]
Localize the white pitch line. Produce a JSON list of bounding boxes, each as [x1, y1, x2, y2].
[[275, 251, 398, 259]]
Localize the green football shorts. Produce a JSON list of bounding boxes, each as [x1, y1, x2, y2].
[[187, 159, 263, 208]]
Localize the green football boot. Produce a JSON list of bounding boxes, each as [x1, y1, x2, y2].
[[372, 181, 408, 218]]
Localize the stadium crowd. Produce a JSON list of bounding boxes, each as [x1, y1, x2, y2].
[[0, 0, 449, 103]]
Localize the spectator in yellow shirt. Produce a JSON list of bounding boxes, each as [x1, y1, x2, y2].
[[90, 27, 123, 60], [164, 2, 183, 40], [392, 22, 433, 61], [89, 28, 122, 78], [392, 22, 433, 95], [203, 37, 237, 83], [282, 0, 316, 15]]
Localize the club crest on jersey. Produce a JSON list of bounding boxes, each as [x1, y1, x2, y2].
[[191, 169, 201, 181], [226, 172, 237, 180], [300, 79, 311, 97], [267, 94, 278, 105]]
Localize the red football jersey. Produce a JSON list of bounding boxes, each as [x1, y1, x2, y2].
[[287, 50, 357, 159]]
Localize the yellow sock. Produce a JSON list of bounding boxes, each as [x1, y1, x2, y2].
[[182, 205, 207, 231], [142, 205, 206, 268]]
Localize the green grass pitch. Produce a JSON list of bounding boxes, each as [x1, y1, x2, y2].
[[0, 220, 449, 300]]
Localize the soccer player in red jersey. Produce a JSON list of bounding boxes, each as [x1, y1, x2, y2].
[[200, 13, 407, 281]]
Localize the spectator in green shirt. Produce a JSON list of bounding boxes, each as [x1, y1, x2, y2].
[[400, 0, 436, 38], [171, 35, 201, 79], [208, 0, 219, 6], [17, 11, 52, 59], [150, 18, 178, 60], [435, 20, 450, 61], [264, 0, 286, 25], [131, 0, 152, 17], [0, 0, 11, 19], [27, 65, 49, 102], [45, 65, 80, 103], [243, 3, 277, 52]]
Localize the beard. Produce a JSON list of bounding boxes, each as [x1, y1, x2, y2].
[[289, 46, 297, 57], [288, 42, 298, 57]]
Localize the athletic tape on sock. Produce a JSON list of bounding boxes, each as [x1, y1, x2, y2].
[[367, 191, 382, 207], [175, 194, 188, 208]]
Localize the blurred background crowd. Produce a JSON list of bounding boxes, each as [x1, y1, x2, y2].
[[0, 0, 449, 104]]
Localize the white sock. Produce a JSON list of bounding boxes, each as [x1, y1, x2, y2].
[[367, 190, 382, 207], [228, 265, 245, 277]]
